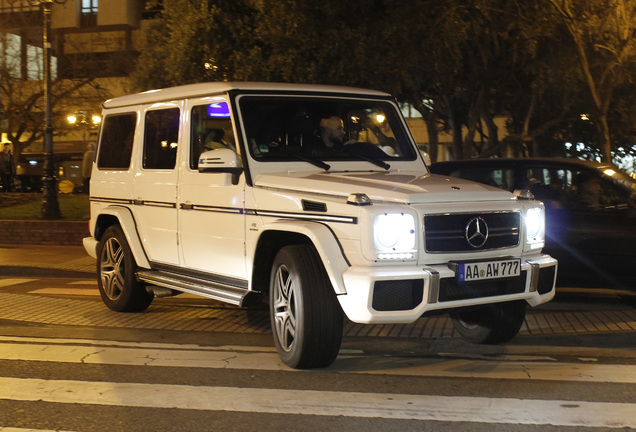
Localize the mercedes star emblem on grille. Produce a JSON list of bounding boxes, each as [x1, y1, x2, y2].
[[465, 217, 488, 248]]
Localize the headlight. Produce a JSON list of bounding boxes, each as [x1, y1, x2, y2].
[[373, 213, 416, 259], [524, 207, 545, 250]]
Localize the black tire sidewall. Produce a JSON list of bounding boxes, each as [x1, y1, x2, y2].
[[269, 244, 343, 369], [450, 300, 527, 344], [97, 225, 152, 312]]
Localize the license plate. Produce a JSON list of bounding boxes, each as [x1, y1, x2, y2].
[[456, 259, 521, 282]]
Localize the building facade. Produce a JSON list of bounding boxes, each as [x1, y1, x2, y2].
[[0, 0, 147, 191]]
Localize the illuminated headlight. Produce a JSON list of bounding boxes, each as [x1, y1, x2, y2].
[[524, 207, 545, 250], [373, 213, 416, 259]]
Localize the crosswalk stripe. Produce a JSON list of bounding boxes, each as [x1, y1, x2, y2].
[[28, 288, 99, 296], [0, 279, 37, 287], [0, 376, 634, 428], [0, 336, 635, 383], [0, 428, 78, 432]]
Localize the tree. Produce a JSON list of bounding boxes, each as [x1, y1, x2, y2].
[[130, 0, 636, 163], [1, 12, 112, 191], [1, 58, 108, 177], [131, 0, 258, 90], [545, 0, 636, 162]]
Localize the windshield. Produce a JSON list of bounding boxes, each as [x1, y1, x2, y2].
[[238, 95, 417, 164]]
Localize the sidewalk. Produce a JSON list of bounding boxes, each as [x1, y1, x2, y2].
[[0, 244, 95, 276]]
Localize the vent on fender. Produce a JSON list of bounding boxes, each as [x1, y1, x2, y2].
[[302, 200, 327, 212]]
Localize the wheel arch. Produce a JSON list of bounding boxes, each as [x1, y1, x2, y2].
[[94, 206, 151, 269], [252, 220, 350, 295]]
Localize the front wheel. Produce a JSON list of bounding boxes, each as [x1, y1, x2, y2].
[[269, 244, 343, 369], [96, 225, 153, 312], [450, 300, 526, 344]]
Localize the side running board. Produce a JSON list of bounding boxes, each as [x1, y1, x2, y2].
[[136, 269, 260, 307]]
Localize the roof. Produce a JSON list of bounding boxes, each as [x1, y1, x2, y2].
[[103, 82, 392, 108]]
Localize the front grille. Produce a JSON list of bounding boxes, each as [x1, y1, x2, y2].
[[425, 211, 520, 252], [438, 271, 527, 302]]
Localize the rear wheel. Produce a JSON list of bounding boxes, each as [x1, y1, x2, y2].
[[97, 225, 153, 312], [450, 300, 526, 344], [269, 244, 343, 369]]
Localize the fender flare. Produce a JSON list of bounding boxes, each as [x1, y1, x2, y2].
[[260, 220, 350, 295], [96, 205, 151, 269]]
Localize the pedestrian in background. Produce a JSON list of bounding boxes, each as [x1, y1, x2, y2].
[[0, 143, 16, 193], [81, 142, 96, 193]]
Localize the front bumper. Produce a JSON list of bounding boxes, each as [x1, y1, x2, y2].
[[337, 254, 557, 324], [83, 236, 98, 259]]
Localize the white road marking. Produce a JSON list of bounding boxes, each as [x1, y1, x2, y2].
[[0, 279, 37, 287], [0, 376, 634, 428], [0, 336, 634, 383], [28, 288, 99, 296], [0, 429, 78, 432]]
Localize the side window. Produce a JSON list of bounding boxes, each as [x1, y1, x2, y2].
[[190, 102, 235, 169], [97, 113, 137, 169], [143, 108, 180, 170], [572, 170, 625, 210], [533, 167, 625, 210], [521, 167, 565, 202], [450, 167, 514, 191]]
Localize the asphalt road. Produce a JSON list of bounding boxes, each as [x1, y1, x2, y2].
[[0, 272, 635, 431]]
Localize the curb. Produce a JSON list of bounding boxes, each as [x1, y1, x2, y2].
[[0, 220, 88, 246]]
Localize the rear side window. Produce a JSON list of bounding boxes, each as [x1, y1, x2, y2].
[[97, 113, 137, 169], [143, 108, 180, 170]]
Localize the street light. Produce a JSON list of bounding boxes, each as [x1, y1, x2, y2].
[[25, 0, 67, 218], [4, 0, 67, 215], [67, 110, 102, 128], [13, 0, 97, 211], [39, 0, 66, 218], [66, 109, 101, 148]]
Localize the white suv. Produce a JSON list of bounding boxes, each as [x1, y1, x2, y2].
[[84, 82, 557, 368]]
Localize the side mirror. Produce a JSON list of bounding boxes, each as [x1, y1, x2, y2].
[[198, 148, 243, 185]]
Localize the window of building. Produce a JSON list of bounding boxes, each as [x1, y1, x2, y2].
[[81, 0, 98, 27], [97, 113, 137, 169], [143, 108, 180, 170], [0, 33, 56, 81]]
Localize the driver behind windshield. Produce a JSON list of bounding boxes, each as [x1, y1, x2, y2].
[[319, 116, 346, 149]]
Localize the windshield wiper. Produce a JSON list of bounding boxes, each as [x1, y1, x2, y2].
[[287, 151, 331, 171], [343, 146, 391, 170]]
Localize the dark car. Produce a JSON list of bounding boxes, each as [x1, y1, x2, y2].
[[431, 158, 636, 290]]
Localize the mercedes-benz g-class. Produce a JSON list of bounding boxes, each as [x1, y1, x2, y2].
[[84, 82, 557, 369]]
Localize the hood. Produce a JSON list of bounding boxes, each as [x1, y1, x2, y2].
[[252, 170, 515, 204]]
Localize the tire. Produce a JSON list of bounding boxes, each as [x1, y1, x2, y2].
[[97, 225, 153, 312], [269, 244, 343, 369], [450, 300, 527, 344]]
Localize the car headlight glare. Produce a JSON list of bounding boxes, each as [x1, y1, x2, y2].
[[374, 213, 416, 258], [525, 207, 544, 245]]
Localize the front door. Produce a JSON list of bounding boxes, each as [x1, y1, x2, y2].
[[178, 98, 247, 279]]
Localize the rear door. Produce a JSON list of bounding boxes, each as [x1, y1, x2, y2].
[[132, 103, 182, 266]]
